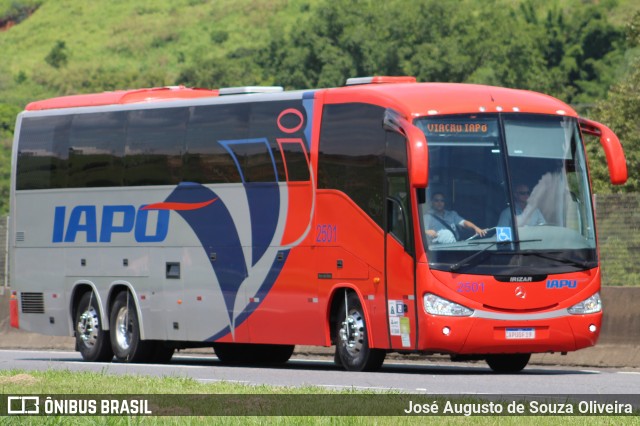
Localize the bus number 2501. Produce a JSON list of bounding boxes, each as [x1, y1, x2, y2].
[[316, 224, 337, 243], [457, 282, 485, 293]]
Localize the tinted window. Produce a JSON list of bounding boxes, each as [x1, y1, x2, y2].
[[183, 104, 248, 184], [318, 103, 386, 227], [16, 115, 70, 190], [250, 101, 292, 182], [68, 112, 126, 187], [124, 108, 188, 186], [279, 141, 310, 181], [16, 100, 310, 190], [385, 131, 408, 169], [221, 139, 277, 183]]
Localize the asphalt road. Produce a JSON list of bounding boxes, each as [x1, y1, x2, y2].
[[1, 349, 639, 395]]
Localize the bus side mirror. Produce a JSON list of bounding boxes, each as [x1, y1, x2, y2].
[[579, 118, 627, 185], [405, 124, 428, 188], [383, 109, 429, 188]]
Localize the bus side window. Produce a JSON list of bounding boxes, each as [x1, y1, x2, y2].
[[124, 108, 188, 186], [387, 197, 407, 247]]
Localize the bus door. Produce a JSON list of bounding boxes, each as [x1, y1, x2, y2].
[[384, 170, 418, 350]]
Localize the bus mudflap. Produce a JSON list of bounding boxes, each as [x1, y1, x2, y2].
[[10, 292, 19, 329]]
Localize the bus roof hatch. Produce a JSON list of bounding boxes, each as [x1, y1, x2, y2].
[[345, 76, 417, 86], [219, 86, 284, 95]]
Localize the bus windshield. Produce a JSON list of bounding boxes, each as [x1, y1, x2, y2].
[[414, 114, 597, 275]]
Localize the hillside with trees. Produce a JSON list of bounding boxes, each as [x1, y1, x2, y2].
[[0, 0, 639, 215]]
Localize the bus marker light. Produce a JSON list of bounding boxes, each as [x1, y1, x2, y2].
[[442, 327, 451, 336], [589, 324, 597, 333]]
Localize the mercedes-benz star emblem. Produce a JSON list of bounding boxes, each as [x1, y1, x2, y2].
[[515, 286, 526, 299]]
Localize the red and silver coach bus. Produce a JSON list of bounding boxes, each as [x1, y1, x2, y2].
[[9, 76, 627, 372]]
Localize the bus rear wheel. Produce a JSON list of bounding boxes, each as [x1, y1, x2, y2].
[[149, 342, 175, 364], [335, 292, 386, 371], [75, 292, 113, 362], [486, 353, 531, 373], [109, 291, 153, 363]]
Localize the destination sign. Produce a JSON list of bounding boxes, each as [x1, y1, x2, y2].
[[425, 123, 489, 134], [418, 116, 499, 143]]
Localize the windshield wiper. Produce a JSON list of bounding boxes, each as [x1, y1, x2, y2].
[[517, 251, 591, 269], [449, 239, 542, 272]]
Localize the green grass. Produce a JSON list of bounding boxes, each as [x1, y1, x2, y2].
[[0, 370, 638, 424], [0, 0, 309, 107]]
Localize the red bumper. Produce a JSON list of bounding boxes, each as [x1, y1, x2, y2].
[[421, 312, 601, 354]]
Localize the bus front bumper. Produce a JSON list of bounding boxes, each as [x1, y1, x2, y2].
[[421, 311, 601, 355]]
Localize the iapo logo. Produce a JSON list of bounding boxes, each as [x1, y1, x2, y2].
[[546, 279, 578, 289]]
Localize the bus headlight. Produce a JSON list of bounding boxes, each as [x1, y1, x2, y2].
[[424, 293, 474, 317], [568, 292, 602, 315]]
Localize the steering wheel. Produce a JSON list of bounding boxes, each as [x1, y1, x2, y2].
[[465, 227, 496, 241]]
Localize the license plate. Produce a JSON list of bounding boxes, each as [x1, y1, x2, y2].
[[505, 328, 535, 339]]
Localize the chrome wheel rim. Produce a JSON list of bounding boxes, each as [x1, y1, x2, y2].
[[339, 308, 365, 356], [77, 307, 100, 348], [114, 306, 131, 351]]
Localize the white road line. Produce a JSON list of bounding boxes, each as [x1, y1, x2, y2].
[[64, 361, 209, 370], [318, 385, 403, 391], [618, 371, 640, 375], [197, 379, 250, 384], [1, 349, 77, 355]]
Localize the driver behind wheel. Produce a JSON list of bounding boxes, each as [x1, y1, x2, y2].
[[424, 192, 487, 243]]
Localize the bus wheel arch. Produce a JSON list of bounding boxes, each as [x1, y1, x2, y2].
[[331, 288, 386, 372], [73, 288, 113, 362]]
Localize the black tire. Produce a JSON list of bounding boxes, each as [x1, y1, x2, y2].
[[334, 292, 386, 371], [75, 292, 114, 362], [213, 343, 295, 365], [149, 342, 175, 364], [109, 291, 153, 363], [486, 353, 531, 373], [260, 344, 295, 364], [213, 343, 250, 364]]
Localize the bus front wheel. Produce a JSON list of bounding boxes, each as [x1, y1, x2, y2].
[[334, 292, 386, 372], [75, 292, 113, 362], [109, 291, 152, 363], [486, 353, 531, 373]]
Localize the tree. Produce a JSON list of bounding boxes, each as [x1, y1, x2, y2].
[[45, 40, 68, 69], [587, 12, 640, 193], [0, 103, 18, 215], [260, 0, 407, 89]]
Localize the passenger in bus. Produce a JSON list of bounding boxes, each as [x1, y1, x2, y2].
[[497, 183, 546, 227], [425, 192, 487, 243]]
